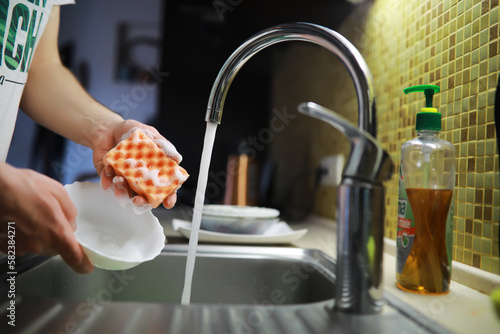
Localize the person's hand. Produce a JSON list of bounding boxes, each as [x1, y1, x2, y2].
[[0, 163, 93, 274], [91, 119, 182, 209]]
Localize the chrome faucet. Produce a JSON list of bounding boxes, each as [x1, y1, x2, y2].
[[298, 102, 393, 314], [204, 22, 393, 314]]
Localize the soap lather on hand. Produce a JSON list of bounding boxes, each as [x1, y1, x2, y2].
[[102, 128, 189, 210]]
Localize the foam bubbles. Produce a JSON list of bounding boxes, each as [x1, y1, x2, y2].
[[153, 138, 183, 163], [120, 126, 139, 141], [120, 127, 182, 163], [102, 183, 152, 215]]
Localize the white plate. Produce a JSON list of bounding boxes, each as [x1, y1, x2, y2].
[[172, 219, 307, 245], [202, 204, 280, 219], [65, 181, 165, 270]]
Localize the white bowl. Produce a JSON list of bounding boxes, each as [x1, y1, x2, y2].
[[65, 182, 165, 270], [201, 205, 280, 234]]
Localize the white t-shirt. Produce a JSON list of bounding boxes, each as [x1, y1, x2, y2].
[[0, 0, 75, 161]]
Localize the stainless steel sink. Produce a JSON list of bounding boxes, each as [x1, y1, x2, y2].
[[13, 245, 335, 305], [0, 245, 452, 333]]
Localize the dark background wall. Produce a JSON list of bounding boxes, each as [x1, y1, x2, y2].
[[7, 0, 353, 207]]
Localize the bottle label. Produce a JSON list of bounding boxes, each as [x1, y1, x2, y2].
[[396, 167, 415, 274]]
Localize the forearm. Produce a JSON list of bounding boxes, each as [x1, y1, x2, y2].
[[20, 61, 123, 149], [19, 6, 123, 150]]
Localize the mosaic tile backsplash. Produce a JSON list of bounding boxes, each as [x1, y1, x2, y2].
[[269, 0, 499, 274]]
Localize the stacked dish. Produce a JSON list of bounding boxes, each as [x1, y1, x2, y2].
[[200, 204, 280, 234]]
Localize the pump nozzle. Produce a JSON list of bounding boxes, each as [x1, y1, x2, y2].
[[403, 84, 440, 109], [403, 84, 441, 131]]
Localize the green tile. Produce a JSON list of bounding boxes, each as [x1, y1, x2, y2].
[[467, 173, 475, 187], [493, 224, 499, 243], [464, 250, 473, 265], [467, 188, 475, 202], [486, 139, 496, 155], [482, 238, 492, 255], [456, 247, 464, 262], [492, 260, 500, 275], [489, 58, 498, 72], [493, 206, 500, 222], [481, 255, 491, 271], [478, 91, 488, 108], [458, 202, 466, 216], [475, 173, 484, 187], [458, 217, 465, 232], [458, 0, 465, 15], [490, 7, 499, 25], [459, 188, 466, 201], [464, 23, 472, 39], [483, 222, 492, 238], [480, 29, 489, 45], [466, 203, 474, 218], [473, 236, 481, 252], [460, 143, 468, 157], [465, 234, 473, 248]]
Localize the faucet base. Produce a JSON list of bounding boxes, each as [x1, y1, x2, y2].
[[335, 178, 386, 314]]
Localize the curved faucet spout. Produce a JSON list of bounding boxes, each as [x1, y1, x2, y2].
[[205, 23, 385, 315], [205, 22, 377, 137]]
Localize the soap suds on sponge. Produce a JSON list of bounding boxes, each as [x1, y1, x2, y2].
[[103, 128, 189, 210]]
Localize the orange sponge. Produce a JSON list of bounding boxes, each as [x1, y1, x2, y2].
[[103, 129, 189, 208]]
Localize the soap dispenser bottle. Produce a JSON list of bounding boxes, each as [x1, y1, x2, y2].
[[396, 84, 455, 295]]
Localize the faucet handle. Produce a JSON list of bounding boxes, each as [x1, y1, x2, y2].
[[298, 102, 393, 184]]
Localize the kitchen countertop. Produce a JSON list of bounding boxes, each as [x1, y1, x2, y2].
[[154, 208, 500, 334]]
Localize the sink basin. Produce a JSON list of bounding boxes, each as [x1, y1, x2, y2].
[[0, 244, 452, 333], [13, 245, 335, 305]]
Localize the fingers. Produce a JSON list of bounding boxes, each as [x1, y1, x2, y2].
[[100, 165, 114, 190], [46, 193, 94, 274], [163, 192, 177, 209], [112, 176, 133, 198], [55, 234, 94, 274], [51, 183, 78, 229], [151, 137, 182, 164]]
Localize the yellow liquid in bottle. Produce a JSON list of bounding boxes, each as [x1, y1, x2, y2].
[[396, 188, 453, 294]]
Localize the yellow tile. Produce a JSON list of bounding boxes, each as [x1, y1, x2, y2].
[[472, 34, 480, 50], [472, 18, 480, 35], [481, 15, 489, 31], [464, 249, 473, 265]]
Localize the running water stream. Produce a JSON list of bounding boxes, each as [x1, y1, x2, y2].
[[181, 122, 218, 305]]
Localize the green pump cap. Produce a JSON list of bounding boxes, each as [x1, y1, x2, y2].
[[403, 84, 441, 131]]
